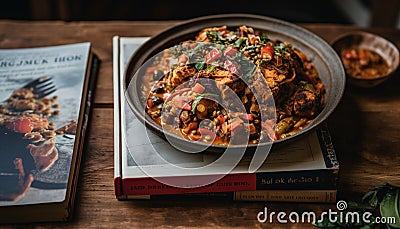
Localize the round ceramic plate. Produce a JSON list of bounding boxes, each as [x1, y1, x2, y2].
[[124, 14, 345, 152]]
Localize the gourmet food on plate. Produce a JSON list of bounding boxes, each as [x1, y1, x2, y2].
[[143, 25, 326, 146], [0, 81, 76, 201], [340, 47, 390, 79]]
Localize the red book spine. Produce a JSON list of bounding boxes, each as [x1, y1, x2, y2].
[[114, 177, 123, 196], [121, 173, 256, 195]]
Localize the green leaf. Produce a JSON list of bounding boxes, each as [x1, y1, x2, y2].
[[362, 183, 398, 207], [206, 30, 227, 44], [205, 64, 216, 73], [314, 183, 400, 229], [195, 61, 205, 71], [379, 190, 400, 228], [274, 43, 292, 56], [299, 81, 316, 93], [259, 59, 270, 67], [233, 37, 244, 49], [186, 43, 205, 58], [260, 33, 270, 43]]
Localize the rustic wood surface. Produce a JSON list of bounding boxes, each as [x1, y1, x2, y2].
[[0, 20, 399, 228]]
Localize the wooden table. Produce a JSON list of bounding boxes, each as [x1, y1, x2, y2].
[[0, 20, 399, 228]]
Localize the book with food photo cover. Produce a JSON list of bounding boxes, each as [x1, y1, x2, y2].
[[113, 36, 339, 203], [0, 42, 99, 223]]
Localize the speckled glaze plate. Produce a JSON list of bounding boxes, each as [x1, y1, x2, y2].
[[124, 14, 345, 152]]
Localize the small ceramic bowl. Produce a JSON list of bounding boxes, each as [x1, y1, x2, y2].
[[331, 31, 399, 88]]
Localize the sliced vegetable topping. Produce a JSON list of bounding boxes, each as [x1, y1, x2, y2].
[[205, 48, 222, 64]]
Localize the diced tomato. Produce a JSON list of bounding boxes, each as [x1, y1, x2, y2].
[[240, 113, 253, 121], [165, 88, 191, 103], [217, 114, 225, 125], [261, 44, 274, 60], [274, 133, 279, 141], [147, 98, 154, 108], [182, 104, 192, 111], [173, 96, 191, 110], [216, 26, 227, 31], [205, 48, 222, 64], [198, 127, 216, 140], [224, 59, 239, 75], [192, 83, 205, 94], [228, 121, 242, 132], [178, 53, 188, 63], [220, 30, 231, 37], [182, 41, 197, 49], [7, 118, 33, 133], [343, 51, 352, 60], [248, 34, 257, 45], [224, 46, 238, 57], [262, 120, 278, 141], [189, 43, 198, 49]]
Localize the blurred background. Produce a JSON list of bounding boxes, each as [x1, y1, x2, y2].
[[1, 0, 399, 28]]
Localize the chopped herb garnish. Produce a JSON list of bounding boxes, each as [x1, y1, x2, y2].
[[259, 59, 270, 66], [260, 33, 270, 43], [233, 37, 244, 49], [205, 64, 216, 73], [237, 59, 257, 80], [299, 81, 316, 93], [274, 43, 292, 56], [194, 61, 205, 71], [186, 43, 205, 59], [206, 30, 227, 45]]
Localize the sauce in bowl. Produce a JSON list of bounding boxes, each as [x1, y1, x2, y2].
[[340, 47, 390, 79]]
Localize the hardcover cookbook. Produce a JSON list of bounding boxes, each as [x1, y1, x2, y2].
[[0, 42, 99, 223]]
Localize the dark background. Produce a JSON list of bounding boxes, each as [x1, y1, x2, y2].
[[0, 0, 399, 27], [0, 0, 358, 23]]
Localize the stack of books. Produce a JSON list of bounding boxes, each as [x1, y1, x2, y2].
[[113, 37, 339, 203]]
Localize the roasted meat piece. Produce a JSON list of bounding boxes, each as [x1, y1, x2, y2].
[[260, 50, 303, 98], [292, 89, 321, 118], [167, 65, 197, 89]]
